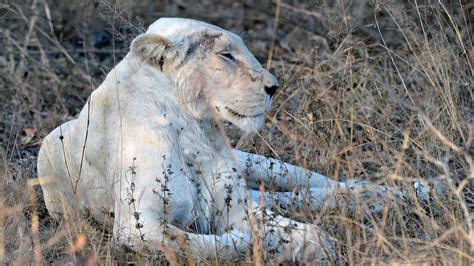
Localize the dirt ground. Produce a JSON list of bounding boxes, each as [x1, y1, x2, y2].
[[0, 0, 472, 264]]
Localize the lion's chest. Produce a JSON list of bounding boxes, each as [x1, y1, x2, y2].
[[178, 123, 232, 176], [171, 124, 246, 233]]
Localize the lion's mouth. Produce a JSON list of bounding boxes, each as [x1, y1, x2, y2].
[[225, 107, 263, 118]]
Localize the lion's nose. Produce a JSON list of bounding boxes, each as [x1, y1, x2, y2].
[[264, 85, 279, 97]]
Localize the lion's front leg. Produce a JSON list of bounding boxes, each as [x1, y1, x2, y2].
[[233, 150, 341, 191], [249, 208, 334, 263], [112, 170, 252, 260], [235, 150, 403, 215], [113, 198, 252, 260], [249, 182, 399, 215]]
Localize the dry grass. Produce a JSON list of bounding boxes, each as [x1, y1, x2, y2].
[[0, 0, 472, 264]]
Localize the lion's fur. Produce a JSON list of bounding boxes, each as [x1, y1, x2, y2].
[[37, 18, 441, 262]]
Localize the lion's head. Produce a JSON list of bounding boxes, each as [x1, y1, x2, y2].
[[130, 18, 279, 132]]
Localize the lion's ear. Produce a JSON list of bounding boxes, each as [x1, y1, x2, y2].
[[131, 34, 186, 71]]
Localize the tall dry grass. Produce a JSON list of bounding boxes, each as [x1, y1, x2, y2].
[[0, 0, 472, 264]]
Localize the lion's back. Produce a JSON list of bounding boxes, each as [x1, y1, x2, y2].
[[37, 86, 119, 221]]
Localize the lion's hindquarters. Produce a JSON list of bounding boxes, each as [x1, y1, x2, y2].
[[37, 124, 77, 219], [38, 119, 114, 221], [37, 137, 64, 220]]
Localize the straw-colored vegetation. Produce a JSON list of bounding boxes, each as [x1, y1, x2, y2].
[[0, 0, 472, 264]]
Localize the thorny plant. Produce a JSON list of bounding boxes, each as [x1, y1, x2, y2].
[[124, 157, 145, 242], [58, 75, 93, 195]]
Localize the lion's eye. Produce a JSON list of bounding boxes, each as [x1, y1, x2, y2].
[[219, 52, 236, 62]]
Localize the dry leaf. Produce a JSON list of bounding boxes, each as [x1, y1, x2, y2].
[[67, 234, 87, 253], [21, 127, 37, 145]]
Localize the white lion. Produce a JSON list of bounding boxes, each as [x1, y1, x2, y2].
[[37, 18, 437, 262]]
